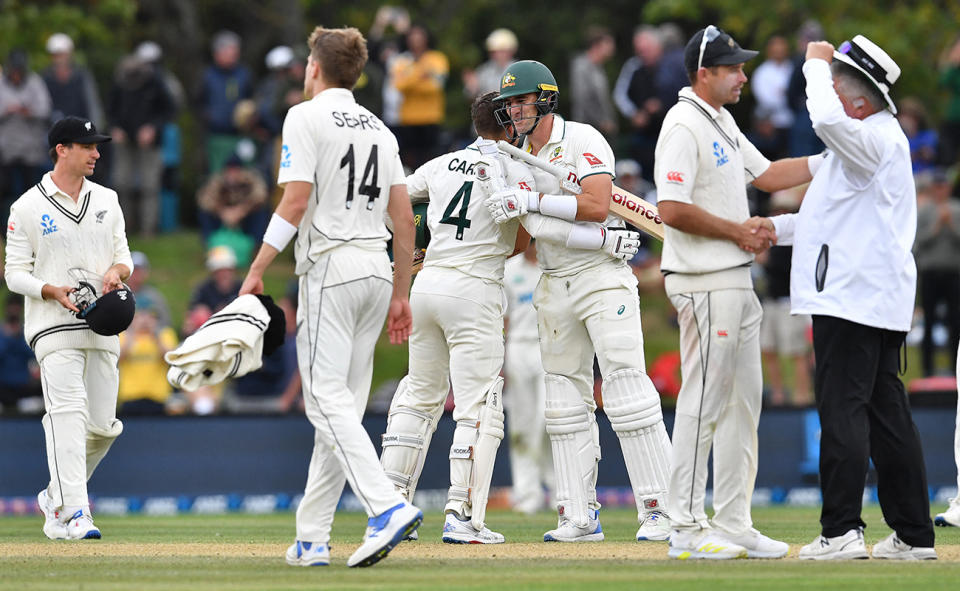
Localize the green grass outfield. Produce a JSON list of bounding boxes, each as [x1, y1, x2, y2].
[[3, 506, 960, 590]]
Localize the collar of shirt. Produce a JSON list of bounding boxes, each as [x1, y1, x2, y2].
[[314, 87, 355, 102], [678, 86, 721, 120], [40, 171, 91, 204], [521, 114, 567, 154]]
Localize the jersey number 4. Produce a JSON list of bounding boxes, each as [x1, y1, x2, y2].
[[340, 144, 381, 210], [440, 181, 473, 240]]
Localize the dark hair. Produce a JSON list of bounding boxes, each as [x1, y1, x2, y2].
[[307, 26, 368, 89], [585, 26, 612, 48], [471, 91, 503, 138], [48, 143, 71, 165]]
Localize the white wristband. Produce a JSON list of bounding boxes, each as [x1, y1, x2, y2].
[[807, 152, 826, 177], [565, 223, 604, 250], [263, 213, 298, 252], [539, 193, 579, 221]]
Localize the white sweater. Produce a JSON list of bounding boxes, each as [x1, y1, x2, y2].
[[4, 173, 133, 361]]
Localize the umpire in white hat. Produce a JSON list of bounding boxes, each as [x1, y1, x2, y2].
[[755, 35, 936, 560]]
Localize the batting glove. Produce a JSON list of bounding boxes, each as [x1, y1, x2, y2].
[[485, 188, 539, 224], [601, 228, 641, 261]]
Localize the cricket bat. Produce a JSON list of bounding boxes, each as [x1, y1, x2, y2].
[[497, 140, 664, 241]]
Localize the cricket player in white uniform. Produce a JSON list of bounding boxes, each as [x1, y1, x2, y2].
[[380, 92, 640, 543], [5, 116, 131, 540], [938, 350, 960, 528], [486, 60, 674, 543], [653, 26, 813, 559], [503, 240, 554, 514], [239, 26, 421, 568]]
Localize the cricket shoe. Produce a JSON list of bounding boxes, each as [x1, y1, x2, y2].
[[668, 529, 748, 560], [798, 528, 868, 560], [403, 529, 419, 541], [37, 489, 67, 540], [285, 540, 330, 566], [871, 532, 937, 560], [346, 502, 422, 568], [441, 513, 505, 544], [934, 498, 960, 527], [636, 511, 671, 541], [64, 509, 101, 540], [543, 509, 604, 542], [722, 527, 789, 558]]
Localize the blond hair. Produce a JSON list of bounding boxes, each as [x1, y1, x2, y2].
[[307, 26, 368, 89]]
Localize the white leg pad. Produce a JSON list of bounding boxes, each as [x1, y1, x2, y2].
[[470, 377, 505, 531], [380, 377, 443, 502], [544, 374, 597, 528], [602, 368, 671, 514], [86, 418, 123, 480], [446, 420, 478, 517]]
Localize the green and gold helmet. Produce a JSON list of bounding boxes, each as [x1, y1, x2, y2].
[[494, 60, 559, 140]]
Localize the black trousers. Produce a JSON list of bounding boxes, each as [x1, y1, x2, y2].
[[919, 268, 960, 376], [812, 315, 934, 547]]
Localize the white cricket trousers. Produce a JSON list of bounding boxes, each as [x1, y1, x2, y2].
[[398, 267, 506, 422], [955, 347, 960, 492], [39, 348, 119, 508], [504, 339, 553, 512], [294, 250, 405, 543], [667, 288, 763, 534]]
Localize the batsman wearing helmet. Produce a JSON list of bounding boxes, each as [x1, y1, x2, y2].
[[485, 60, 673, 543], [5, 116, 133, 541]]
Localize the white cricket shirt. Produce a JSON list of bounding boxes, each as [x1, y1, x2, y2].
[[278, 88, 406, 276], [407, 137, 533, 283], [654, 87, 771, 294], [519, 115, 624, 276], [4, 172, 133, 360]]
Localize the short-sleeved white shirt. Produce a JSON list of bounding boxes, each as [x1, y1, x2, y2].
[[520, 115, 622, 276], [654, 87, 771, 278], [407, 138, 534, 282], [279, 88, 406, 275]]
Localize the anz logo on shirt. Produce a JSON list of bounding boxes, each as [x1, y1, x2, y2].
[[40, 214, 58, 236], [713, 142, 729, 168], [280, 144, 292, 168]]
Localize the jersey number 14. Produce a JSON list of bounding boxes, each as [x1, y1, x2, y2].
[[340, 144, 381, 210]]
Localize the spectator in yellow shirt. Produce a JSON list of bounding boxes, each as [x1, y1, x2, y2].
[[117, 307, 179, 415], [391, 24, 448, 169]]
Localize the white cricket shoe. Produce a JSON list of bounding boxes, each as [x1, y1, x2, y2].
[[934, 498, 960, 527], [285, 540, 330, 566], [64, 509, 101, 540], [346, 502, 422, 568], [668, 529, 748, 560], [441, 513, 505, 544], [723, 527, 789, 558], [636, 511, 671, 541], [543, 510, 604, 542], [37, 489, 67, 540], [871, 532, 937, 560], [798, 528, 868, 560]]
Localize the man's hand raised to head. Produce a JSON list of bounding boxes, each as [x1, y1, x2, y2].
[[806, 41, 834, 63]]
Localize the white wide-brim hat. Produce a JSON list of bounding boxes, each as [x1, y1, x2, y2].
[[833, 34, 900, 114]]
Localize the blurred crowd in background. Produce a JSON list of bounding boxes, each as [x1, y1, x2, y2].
[[2, 6, 960, 418]]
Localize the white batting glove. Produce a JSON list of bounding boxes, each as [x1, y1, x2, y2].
[[601, 228, 641, 261], [485, 188, 538, 224]]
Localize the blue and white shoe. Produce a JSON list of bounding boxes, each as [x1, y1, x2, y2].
[[285, 540, 330, 566], [346, 502, 422, 567], [544, 509, 604, 542], [64, 509, 101, 540], [441, 512, 505, 544], [636, 511, 671, 541], [38, 489, 67, 540]]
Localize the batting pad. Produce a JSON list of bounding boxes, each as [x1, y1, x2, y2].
[[544, 374, 598, 528], [380, 377, 443, 501], [470, 377, 505, 531], [602, 368, 672, 508]]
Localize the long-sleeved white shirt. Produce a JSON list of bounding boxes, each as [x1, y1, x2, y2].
[[771, 59, 916, 331], [5, 172, 133, 360]]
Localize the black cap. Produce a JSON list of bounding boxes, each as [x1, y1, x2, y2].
[[684, 26, 758, 73], [48, 116, 112, 149]]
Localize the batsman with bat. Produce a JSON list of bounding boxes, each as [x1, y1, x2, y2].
[[485, 60, 674, 543], [653, 26, 814, 560]]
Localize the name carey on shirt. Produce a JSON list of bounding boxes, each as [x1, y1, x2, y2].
[[331, 110, 382, 131]]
